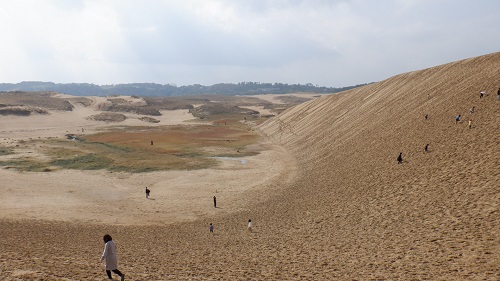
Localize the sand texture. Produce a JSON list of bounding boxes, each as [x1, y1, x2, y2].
[[1, 53, 500, 280]]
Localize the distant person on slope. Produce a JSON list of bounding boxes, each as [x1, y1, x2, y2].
[[455, 114, 461, 124], [397, 152, 403, 164], [145, 187, 150, 199], [497, 87, 500, 101], [100, 234, 125, 281], [247, 219, 253, 232]]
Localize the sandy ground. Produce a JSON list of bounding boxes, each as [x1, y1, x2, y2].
[[0, 142, 294, 225], [1, 53, 499, 280], [0, 96, 200, 143], [246, 93, 324, 104], [0, 96, 295, 226], [238, 105, 275, 116]]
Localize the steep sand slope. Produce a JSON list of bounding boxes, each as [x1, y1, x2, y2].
[[0, 53, 498, 280], [258, 52, 500, 279]]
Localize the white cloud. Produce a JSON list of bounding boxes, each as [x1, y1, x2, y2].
[[1, 0, 499, 87]]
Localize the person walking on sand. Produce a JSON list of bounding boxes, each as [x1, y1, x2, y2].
[[497, 87, 500, 101], [468, 119, 472, 129], [145, 187, 150, 199], [100, 234, 125, 281], [425, 144, 429, 153], [455, 114, 461, 124], [213, 196, 217, 208], [397, 152, 403, 164], [247, 219, 253, 232], [209, 223, 214, 233]]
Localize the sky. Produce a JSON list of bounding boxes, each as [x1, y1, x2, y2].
[[1, 0, 499, 88]]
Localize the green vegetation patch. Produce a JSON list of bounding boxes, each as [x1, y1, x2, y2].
[[0, 146, 13, 156], [50, 154, 113, 170], [2, 122, 260, 173], [0, 158, 50, 172]]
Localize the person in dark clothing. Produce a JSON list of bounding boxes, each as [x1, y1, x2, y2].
[[425, 144, 429, 153], [213, 196, 217, 208], [209, 223, 214, 233], [455, 114, 461, 124], [145, 187, 150, 199], [397, 152, 403, 164]]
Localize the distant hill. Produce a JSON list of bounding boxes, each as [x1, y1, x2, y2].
[[0, 81, 369, 97]]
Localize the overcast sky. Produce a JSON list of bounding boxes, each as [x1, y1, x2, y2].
[[1, 0, 499, 87]]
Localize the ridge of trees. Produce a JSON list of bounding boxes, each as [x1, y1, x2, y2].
[[0, 81, 370, 97]]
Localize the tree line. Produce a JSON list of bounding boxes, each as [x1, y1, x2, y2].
[[0, 81, 370, 97]]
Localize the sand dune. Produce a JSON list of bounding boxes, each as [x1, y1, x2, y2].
[[1, 52, 499, 280], [0, 96, 199, 142]]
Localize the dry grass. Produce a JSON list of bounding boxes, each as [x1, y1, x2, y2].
[[0, 91, 74, 111], [0, 124, 260, 172], [86, 112, 127, 122]]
